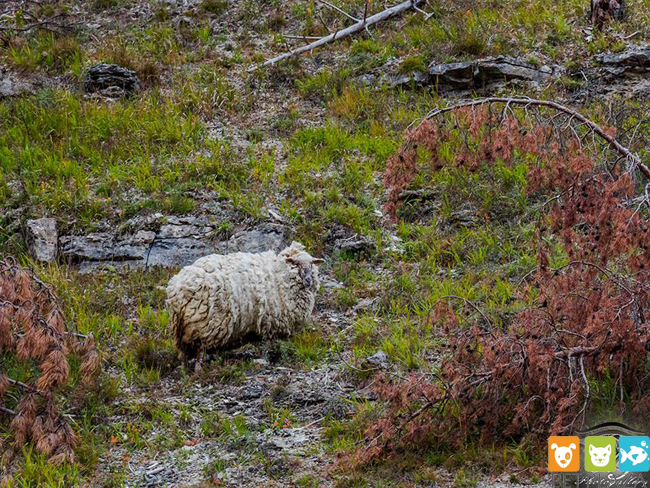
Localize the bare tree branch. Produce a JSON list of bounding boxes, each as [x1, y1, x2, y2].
[[421, 97, 650, 179], [0, 406, 16, 416], [317, 0, 360, 23]]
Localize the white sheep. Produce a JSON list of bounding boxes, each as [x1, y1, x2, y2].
[[166, 241, 323, 367]]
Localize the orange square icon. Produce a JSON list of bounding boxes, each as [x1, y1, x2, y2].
[[549, 436, 580, 471]]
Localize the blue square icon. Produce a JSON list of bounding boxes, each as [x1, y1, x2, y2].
[[619, 436, 650, 472]]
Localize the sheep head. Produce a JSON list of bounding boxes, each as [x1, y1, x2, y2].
[[281, 242, 324, 290]]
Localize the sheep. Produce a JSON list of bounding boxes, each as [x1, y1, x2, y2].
[[166, 241, 323, 368]]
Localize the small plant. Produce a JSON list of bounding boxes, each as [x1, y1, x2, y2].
[[94, 0, 121, 10], [201, 0, 228, 15], [398, 55, 427, 74]]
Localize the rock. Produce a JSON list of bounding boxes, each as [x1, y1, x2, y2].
[[60, 231, 155, 264], [351, 297, 379, 314], [239, 384, 265, 400], [396, 56, 561, 91], [597, 45, 650, 75], [390, 71, 428, 87], [146, 238, 215, 268], [83, 64, 140, 96], [0, 69, 34, 98], [266, 430, 309, 451], [449, 204, 478, 227], [335, 235, 373, 254], [58, 219, 288, 272], [398, 188, 439, 203], [219, 223, 285, 254], [25, 218, 58, 262], [365, 350, 390, 369], [146, 216, 218, 267]]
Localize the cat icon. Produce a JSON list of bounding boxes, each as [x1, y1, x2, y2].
[[585, 436, 617, 471], [589, 444, 611, 467]]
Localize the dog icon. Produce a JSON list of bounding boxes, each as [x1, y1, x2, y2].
[[549, 436, 580, 472], [552, 442, 577, 469]]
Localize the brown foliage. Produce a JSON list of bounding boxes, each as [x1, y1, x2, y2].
[[359, 101, 650, 465], [0, 259, 100, 466], [591, 0, 624, 29]]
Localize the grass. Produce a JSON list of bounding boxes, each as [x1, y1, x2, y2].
[[2, 0, 650, 484]]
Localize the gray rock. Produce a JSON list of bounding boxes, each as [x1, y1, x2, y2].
[[219, 223, 285, 254], [266, 430, 309, 451], [25, 218, 58, 262], [335, 235, 373, 254], [396, 56, 561, 90], [366, 350, 390, 369], [0, 74, 33, 98], [83, 64, 140, 95], [239, 384, 265, 400], [60, 231, 155, 264], [59, 219, 287, 272], [146, 238, 216, 268], [597, 45, 650, 74], [352, 297, 379, 314], [449, 204, 478, 227], [390, 70, 428, 87]]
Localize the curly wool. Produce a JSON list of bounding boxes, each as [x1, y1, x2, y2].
[[166, 242, 320, 359]]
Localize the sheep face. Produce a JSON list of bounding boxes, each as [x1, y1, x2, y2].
[[284, 250, 323, 291]]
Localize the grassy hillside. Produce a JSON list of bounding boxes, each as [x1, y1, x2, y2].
[[2, 0, 650, 486]]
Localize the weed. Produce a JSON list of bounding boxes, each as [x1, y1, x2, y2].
[[201, 0, 229, 15], [398, 55, 427, 74]]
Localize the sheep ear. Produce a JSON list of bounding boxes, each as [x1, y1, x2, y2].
[[311, 258, 324, 265], [285, 256, 298, 265]]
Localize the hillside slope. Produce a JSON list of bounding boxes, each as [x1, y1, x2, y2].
[[2, 0, 650, 486]]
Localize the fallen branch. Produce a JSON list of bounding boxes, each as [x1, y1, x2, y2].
[[6, 378, 45, 396], [250, 0, 424, 71], [421, 97, 650, 179], [0, 406, 16, 416]]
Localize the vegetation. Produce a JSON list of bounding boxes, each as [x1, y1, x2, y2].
[[0, 258, 99, 477], [353, 101, 650, 465]]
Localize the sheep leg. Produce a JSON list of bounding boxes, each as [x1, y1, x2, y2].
[[194, 348, 205, 373], [182, 342, 200, 372], [204, 349, 221, 363]]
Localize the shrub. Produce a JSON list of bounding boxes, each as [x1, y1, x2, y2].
[[0, 259, 100, 474], [356, 99, 650, 465]]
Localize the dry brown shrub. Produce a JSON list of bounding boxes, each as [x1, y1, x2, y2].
[[0, 258, 100, 467], [356, 101, 650, 466]]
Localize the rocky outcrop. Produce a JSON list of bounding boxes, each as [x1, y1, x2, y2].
[[60, 231, 157, 268], [25, 218, 58, 262], [597, 45, 650, 75], [58, 216, 286, 272], [393, 56, 562, 91]]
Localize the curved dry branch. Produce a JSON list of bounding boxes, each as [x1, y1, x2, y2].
[[421, 97, 650, 179]]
